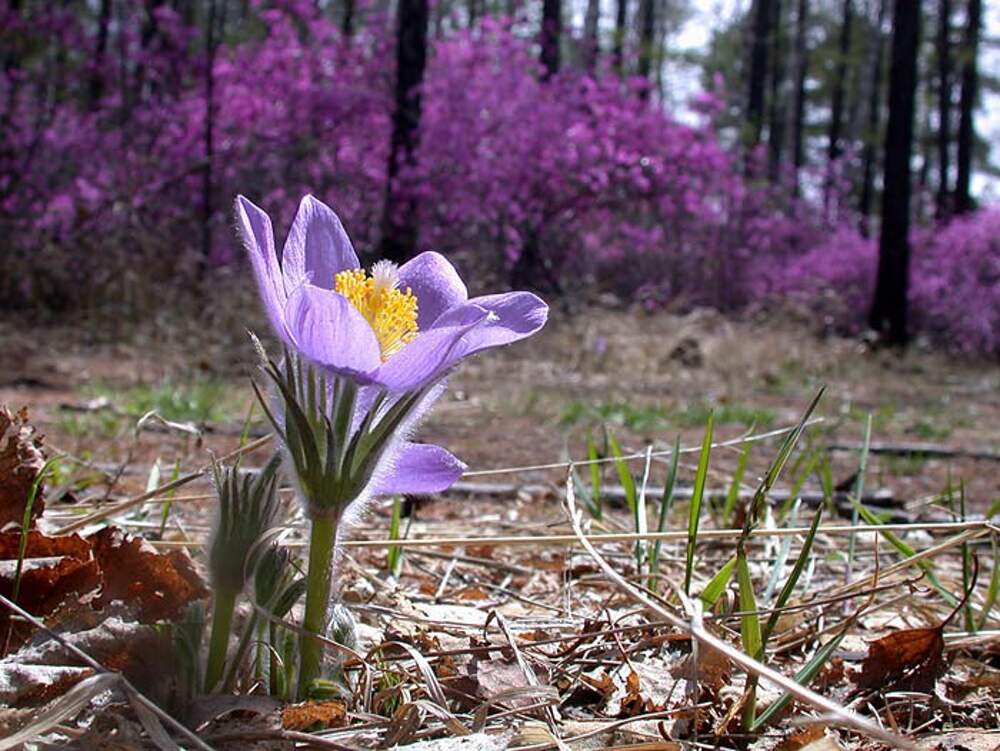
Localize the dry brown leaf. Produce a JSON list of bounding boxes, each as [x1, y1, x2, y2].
[[776, 725, 844, 751], [857, 625, 945, 693], [673, 641, 731, 695], [281, 700, 347, 731], [89, 527, 209, 623], [0, 406, 46, 530]]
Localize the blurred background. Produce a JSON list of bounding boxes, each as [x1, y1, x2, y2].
[[0, 0, 997, 506]]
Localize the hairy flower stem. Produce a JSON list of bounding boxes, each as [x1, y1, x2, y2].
[[297, 515, 338, 699], [204, 588, 237, 692]]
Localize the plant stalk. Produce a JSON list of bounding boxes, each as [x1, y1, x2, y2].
[[297, 515, 338, 699], [204, 587, 237, 692]]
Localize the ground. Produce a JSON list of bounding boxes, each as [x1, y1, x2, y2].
[[1, 303, 998, 748]]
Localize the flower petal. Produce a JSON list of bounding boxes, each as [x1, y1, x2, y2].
[[235, 195, 289, 340], [281, 195, 360, 294], [453, 292, 549, 357], [369, 442, 465, 496], [285, 284, 381, 379], [374, 304, 489, 392], [397, 251, 468, 328]]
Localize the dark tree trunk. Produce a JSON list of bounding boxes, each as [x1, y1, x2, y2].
[[745, 0, 773, 150], [637, 0, 656, 97], [583, 0, 600, 71], [859, 0, 887, 236], [89, 0, 112, 109], [541, 0, 561, 79], [787, 0, 808, 192], [766, 0, 785, 179], [613, 0, 627, 74], [954, 0, 980, 214], [935, 0, 952, 216], [380, 0, 430, 264], [869, 0, 920, 346], [201, 0, 219, 268], [826, 0, 853, 203], [343, 0, 355, 36]]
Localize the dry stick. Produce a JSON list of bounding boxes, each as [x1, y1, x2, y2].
[[55, 434, 272, 534], [0, 594, 214, 751], [462, 419, 826, 477], [559, 472, 914, 749], [141, 520, 996, 552]]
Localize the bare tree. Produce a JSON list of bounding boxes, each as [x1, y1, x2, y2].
[[935, 0, 952, 215], [614, 0, 628, 73], [954, 0, 980, 214], [859, 0, 887, 236], [745, 0, 773, 150], [541, 0, 561, 78], [869, 0, 921, 345], [583, 0, 600, 70], [826, 0, 853, 205], [380, 0, 430, 263], [638, 0, 656, 97]]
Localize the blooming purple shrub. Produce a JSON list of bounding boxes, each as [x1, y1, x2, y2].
[[1, 1, 995, 353]]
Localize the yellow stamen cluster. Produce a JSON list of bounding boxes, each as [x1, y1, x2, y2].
[[335, 265, 419, 361]]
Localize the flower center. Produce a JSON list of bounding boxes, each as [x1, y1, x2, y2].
[[335, 261, 419, 361]]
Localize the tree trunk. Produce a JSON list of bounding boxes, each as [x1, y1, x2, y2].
[[766, 0, 785, 179], [343, 0, 356, 37], [787, 0, 808, 192], [935, 0, 951, 216], [583, 0, 600, 71], [637, 0, 656, 97], [859, 0, 887, 236], [89, 0, 112, 109], [613, 0, 627, 73], [201, 0, 219, 269], [954, 0, 980, 214], [541, 0, 561, 79], [745, 0, 773, 150], [826, 0, 853, 204], [869, 0, 920, 346], [380, 0, 430, 264]]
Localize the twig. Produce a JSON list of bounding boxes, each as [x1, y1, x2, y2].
[[55, 434, 272, 534], [559, 471, 915, 749], [828, 440, 1000, 462]]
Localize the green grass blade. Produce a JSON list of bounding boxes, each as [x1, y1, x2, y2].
[[978, 537, 999, 630], [700, 554, 736, 608], [723, 441, 751, 526], [608, 432, 636, 514], [847, 414, 873, 571], [586, 432, 603, 520], [684, 414, 714, 595], [763, 506, 822, 644], [649, 436, 681, 579], [157, 459, 182, 538], [853, 501, 958, 607], [750, 627, 849, 731], [387, 496, 404, 577], [737, 547, 762, 728], [634, 446, 652, 575], [11, 459, 57, 607]]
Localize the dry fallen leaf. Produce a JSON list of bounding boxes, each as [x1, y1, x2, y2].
[[857, 625, 945, 693], [281, 700, 347, 730], [0, 406, 46, 530], [89, 527, 209, 623]]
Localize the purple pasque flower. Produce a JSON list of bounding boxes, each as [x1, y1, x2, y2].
[[237, 194, 547, 498], [236, 194, 548, 392]]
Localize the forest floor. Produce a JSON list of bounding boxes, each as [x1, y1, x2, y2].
[[1, 304, 998, 749]]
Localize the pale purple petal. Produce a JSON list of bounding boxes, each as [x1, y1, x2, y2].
[[281, 195, 360, 294], [285, 284, 381, 379], [452, 292, 548, 358], [374, 304, 489, 392], [235, 195, 289, 340], [397, 251, 468, 328], [369, 442, 465, 496]]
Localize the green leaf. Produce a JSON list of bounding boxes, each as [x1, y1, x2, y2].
[[847, 414, 873, 570], [737, 547, 762, 728], [978, 537, 999, 630], [387, 495, 404, 577], [649, 436, 681, 578]]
